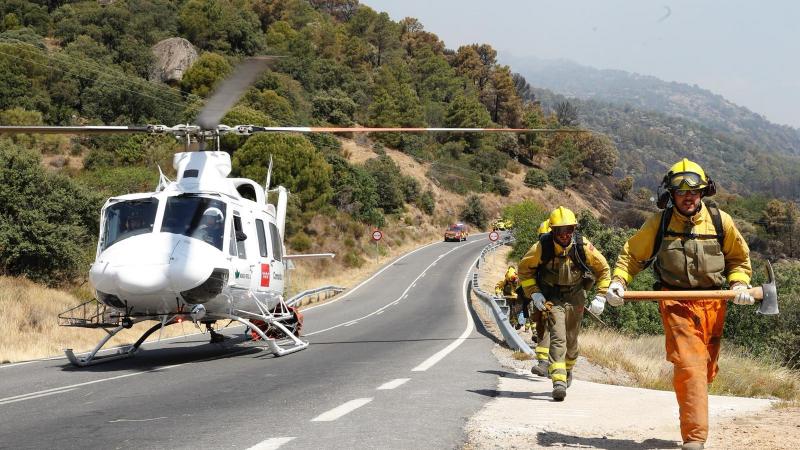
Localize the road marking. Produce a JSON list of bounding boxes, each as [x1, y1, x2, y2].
[[376, 311, 384, 315], [302, 241, 441, 312], [108, 417, 167, 423], [344, 321, 357, 327], [411, 251, 479, 372], [311, 398, 373, 422], [246, 437, 296, 450], [304, 242, 479, 337], [0, 388, 76, 406], [377, 378, 410, 390], [0, 348, 253, 407]]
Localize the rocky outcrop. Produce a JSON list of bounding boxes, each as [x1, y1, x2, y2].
[[149, 37, 198, 83]]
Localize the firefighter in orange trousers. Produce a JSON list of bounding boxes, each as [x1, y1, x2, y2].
[[518, 207, 610, 401], [606, 159, 753, 450]]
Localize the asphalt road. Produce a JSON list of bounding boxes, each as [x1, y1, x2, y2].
[[0, 236, 501, 450]]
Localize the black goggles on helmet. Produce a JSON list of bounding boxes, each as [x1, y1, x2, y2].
[[668, 171, 706, 190]]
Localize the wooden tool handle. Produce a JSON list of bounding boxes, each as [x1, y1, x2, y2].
[[623, 287, 763, 301]]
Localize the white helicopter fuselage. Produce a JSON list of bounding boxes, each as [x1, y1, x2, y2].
[[89, 151, 287, 318]]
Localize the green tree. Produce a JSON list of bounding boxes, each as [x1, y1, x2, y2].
[[325, 153, 381, 224], [231, 133, 332, 215], [504, 200, 548, 260], [178, 0, 265, 54], [460, 194, 487, 228], [364, 155, 405, 213], [580, 133, 619, 176], [0, 141, 100, 285], [614, 176, 634, 201], [180, 52, 232, 98]]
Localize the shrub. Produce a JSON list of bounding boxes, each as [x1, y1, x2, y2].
[[524, 168, 547, 188], [343, 250, 364, 268], [460, 195, 487, 228], [289, 232, 312, 252], [547, 163, 570, 190], [418, 190, 435, 215]]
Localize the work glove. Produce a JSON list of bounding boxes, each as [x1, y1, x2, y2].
[[606, 281, 625, 307], [588, 294, 605, 315], [732, 283, 755, 305], [532, 292, 546, 311]]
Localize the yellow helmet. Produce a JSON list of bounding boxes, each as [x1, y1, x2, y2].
[[548, 206, 577, 227], [505, 267, 518, 282], [537, 219, 551, 236], [666, 158, 709, 190]]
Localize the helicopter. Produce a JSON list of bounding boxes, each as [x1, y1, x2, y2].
[[0, 57, 586, 367]]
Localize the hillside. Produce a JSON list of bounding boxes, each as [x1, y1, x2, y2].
[[506, 56, 800, 157], [526, 87, 800, 199]]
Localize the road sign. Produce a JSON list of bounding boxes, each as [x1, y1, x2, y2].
[[489, 231, 500, 242], [372, 230, 383, 241]]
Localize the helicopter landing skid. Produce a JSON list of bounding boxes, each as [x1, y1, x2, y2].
[[64, 320, 171, 367], [224, 313, 308, 357]]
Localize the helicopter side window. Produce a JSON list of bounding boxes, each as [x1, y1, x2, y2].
[[233, 214, 247, 259], [101, 199, 158, 250], [268, 222, 283, 262], [255, 219, 268, 258], [161, 196, 227, 251]]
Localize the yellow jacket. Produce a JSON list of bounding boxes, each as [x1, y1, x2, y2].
[[518, 235, 611, 298], [613, 202, 751, 286]]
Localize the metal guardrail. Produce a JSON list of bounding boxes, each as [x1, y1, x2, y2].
[[287, 285, 345, 308], [471, 234, 534, 355]]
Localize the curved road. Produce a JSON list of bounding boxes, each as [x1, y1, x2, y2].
[[0, 236, 501, 449]]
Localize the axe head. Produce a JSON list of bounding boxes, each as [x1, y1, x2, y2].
[[757, 261, 779, 315]]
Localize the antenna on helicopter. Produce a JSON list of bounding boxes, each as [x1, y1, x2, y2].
[[265, 155, 273, 192], [155, 165, 171, 192]]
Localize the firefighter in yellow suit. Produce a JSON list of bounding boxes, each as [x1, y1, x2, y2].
[[606, 159, 752, 450], [518, 207, 611, 401], [495, 267, 524, 329], [530, 219, 552, 375]]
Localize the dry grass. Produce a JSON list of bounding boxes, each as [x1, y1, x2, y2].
[[0, 276, 211, 364], [580, 328, 800, 401]]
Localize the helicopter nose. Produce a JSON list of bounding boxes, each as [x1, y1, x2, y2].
[[91, 233, 224, 297]]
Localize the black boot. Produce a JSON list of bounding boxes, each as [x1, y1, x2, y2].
[[552, 381, 567, 401]]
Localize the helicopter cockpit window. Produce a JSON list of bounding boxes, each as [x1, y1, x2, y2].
[[101, 199, 158, 250], [161, 196, 227, 251]]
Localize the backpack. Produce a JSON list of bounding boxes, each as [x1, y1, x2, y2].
[[536, 232, 594, 290], [642, 203, 724, 270]]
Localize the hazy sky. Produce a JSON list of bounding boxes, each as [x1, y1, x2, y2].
[[364, 0, 800, 128]]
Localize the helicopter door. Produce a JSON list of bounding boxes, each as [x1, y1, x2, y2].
[[254, 219, 284, 295], [229, 213, 252, 290], [266, 221, 285, 295]]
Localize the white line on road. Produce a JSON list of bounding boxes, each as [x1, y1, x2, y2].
[[311, 398, 373, 422], [411, 252, 479, 372], [108, 417, 167, 423], [246, 437, 296, 450], [0, 348, 254, 407], [302, 241, 441, 312], [304, 241, 482, 337], [0, 388, 76, 406], [377, 378, 410, 390]]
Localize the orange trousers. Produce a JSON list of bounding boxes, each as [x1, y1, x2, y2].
[[659, 299, 727, 444]]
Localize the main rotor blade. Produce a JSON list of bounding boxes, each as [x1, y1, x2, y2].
[[247, 126, 587, 133], [0, 126, 150, 134], [196, 56, 276, 130]]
